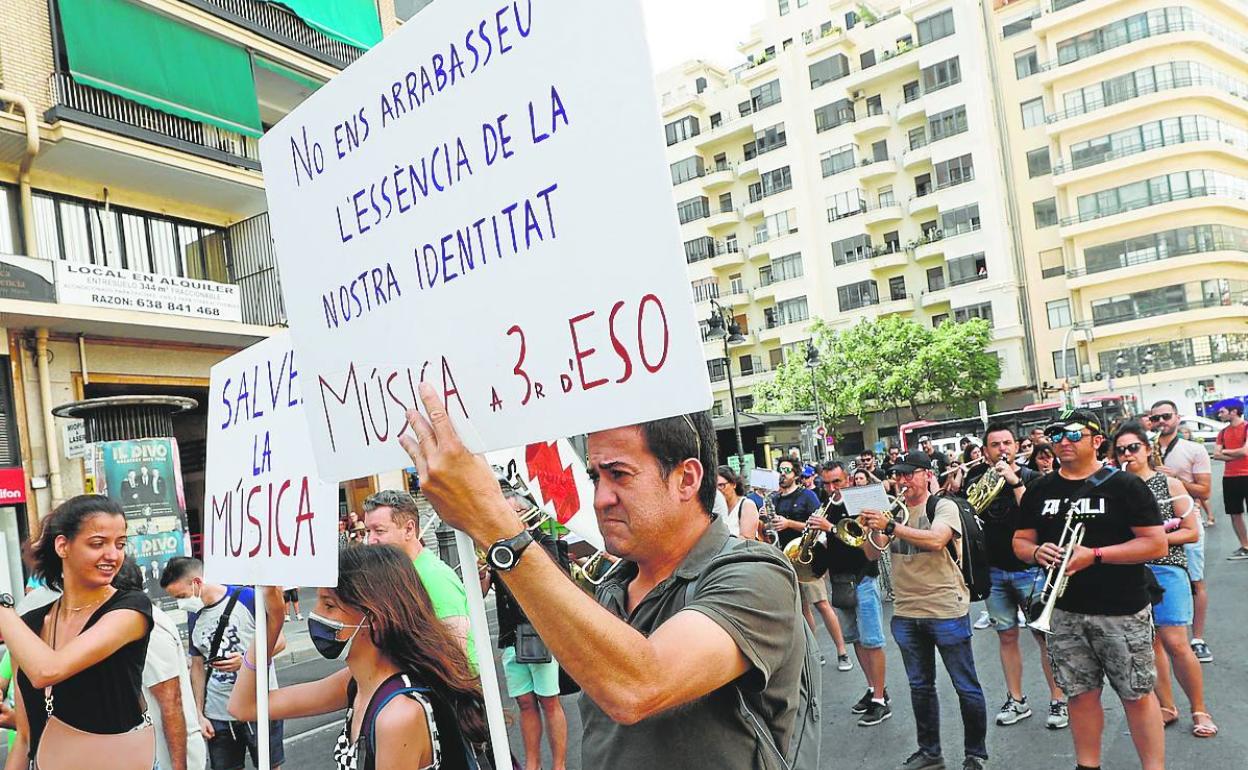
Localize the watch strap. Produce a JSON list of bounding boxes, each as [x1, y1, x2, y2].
[[489, 530, 534, 571]]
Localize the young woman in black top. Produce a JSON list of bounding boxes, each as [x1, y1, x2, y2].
[[229, 544, 486, 770], [0, 495, 154, 768]]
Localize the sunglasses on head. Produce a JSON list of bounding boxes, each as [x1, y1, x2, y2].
[[1114, 442, 1144, 456], [1044, 428, 1087, 444], [1148, 413, 1175, 422]]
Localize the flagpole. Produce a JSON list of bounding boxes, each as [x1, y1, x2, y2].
[[254, 584, 271, 769]]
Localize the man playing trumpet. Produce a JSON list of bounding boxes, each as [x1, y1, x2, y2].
[[1013, 409, 1167, 770]]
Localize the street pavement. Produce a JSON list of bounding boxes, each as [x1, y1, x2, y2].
[[279, 468, 1247, 769]]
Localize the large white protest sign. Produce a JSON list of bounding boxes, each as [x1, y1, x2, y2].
[[204, 332, 339, 586], [260, 0, 711, 483]]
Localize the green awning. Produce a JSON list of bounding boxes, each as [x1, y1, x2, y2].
[[267, 0, 383, 50], [59, 0, 263, 137], [255, 57, 324, 93]]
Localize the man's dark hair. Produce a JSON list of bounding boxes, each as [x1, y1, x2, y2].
[[858, 450, 874, 459], [821, 460, 846, 474], [363, 489, 421, 529], [159, 556, 203, 589], [639, 411, 718, 513], [982, 421, 1015, 444], [112, 557, 145, 593], [1151, 399, 1178, 412]]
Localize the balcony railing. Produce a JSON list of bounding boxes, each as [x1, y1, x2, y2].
[[1092, 290, 1248, 326], [1059, 185, 1248, 226], [47, 73, 261, 170], [229, 213, 287, 326], [1099, 336, 1248, 375], [1039, 15, 1248, 74], [1046, 73, 1248, 124], [185, 0, 366, 68], [1068, 238, 1248, 278], [1053, 131, 1246, 175]]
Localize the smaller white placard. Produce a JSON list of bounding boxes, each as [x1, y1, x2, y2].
[[204, 332, 338, 587], [749, 468, 781, 492], [62, 420, 86, 459], [840, 483, 892, 519]]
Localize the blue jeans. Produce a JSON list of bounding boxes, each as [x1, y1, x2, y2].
[[891, 615, 988, 761]]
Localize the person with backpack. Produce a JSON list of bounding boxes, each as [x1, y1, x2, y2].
[[1014, 408, 1168, 770], [398, 382, 817, 770], [227, 545, 487, 770], [970, 424, 1068, 731], [860, 450, 989, 770]]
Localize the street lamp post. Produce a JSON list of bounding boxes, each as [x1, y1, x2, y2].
[[706, 298, 747, 470], [1058, 322, 1092, 409], [806, 343, 823, 461], [1115, 346, 1156, 413]]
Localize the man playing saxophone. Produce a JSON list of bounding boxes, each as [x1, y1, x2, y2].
[[1013, 409, 1168, 770]]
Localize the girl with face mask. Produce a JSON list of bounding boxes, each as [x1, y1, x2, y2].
[[0, 495, 156, 770], [228, 544, 487, 770]]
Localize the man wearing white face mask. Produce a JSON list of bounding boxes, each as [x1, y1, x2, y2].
[[161, 557, 286, 770]]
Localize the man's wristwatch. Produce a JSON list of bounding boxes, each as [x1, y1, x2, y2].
[[883, 520, 897, 537], [486, 530, 534, 571], [0, 593, 13, 609]]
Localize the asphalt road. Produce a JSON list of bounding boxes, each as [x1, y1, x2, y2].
[[279, 467, 1248, 769]]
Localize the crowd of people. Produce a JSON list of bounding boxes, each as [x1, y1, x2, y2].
[[1, 383, 1245, 770]]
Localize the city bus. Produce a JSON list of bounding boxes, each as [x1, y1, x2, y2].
[[897, 394, 1137, 452]]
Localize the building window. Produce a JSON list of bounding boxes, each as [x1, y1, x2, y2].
[[1073, 169, 1237, 223], [953, 302, 994, 326], [718, 192, 733, 213], [921, 57, 961, 93], [1039, 247, 1065, 278], [927, 266, 946, 291], [0, 185, 21, 253], [767, 296, 810, 327], [708, 358, 729, 382], [814, 99, 855, 132], [677, 196, 710, 224], [1046, 298, 1072, 329], [768, 252, 805, 284], [947, 252, 987, 285], [927, 106, 968, 141], [1083, 224, 1248, 275], [684, 236, 715, 263], [760, 166, 793, 197], [941, 203, 981, 236], [665, 116, 701, 146], [736, 395, 755, 411], [837, 280, 879, 312], [670, 156, 704, 185], [778, 0, 790, 15], [916, 8, 955, 45], [710, 112, 723, 128], [832, 234, 872, 266], [827, 189, 866, 220], [903, 80, 920, 103], [1014, 48, 1040, 79], [889, 275, 907, 301], [878, 186, 895, 206], [1026, 147, 1052, 178], [1002, 11, 1037, 38], [1020, 97, 1046, 129], [1069, 115, 1248, 172], [755, 122, 788, 155], [871, 139, 888, 162], [695, 77, 708, 94], [908, 126, 927, 150], [751, 79, 783, 111], [1052, 349, 1079, 379], [932, 312, 949, 327], [866, 95, 884, 116], [1033, 198, 1058, 228], [934, 154, 975, 189], [914, 173, 932, 197], [810, 54, 850, 88], [820, 144, 856, 177], [1056, 8, 1195, 67], [860, 50, 876, 69], [691, 277, 720, 302]]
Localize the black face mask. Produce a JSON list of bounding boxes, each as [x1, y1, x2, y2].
[[307, 612, 367, 660]]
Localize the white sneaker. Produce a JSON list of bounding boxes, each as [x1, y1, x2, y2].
[[995, 695, 1032, 725], [972, 610, 992, 630], [1045, 700, 1069, 729]]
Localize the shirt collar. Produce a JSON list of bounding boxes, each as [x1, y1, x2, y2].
[[600, 515, 732, 590]]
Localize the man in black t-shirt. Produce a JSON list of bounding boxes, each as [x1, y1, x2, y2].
[[809, 462, 889, 727], [972, 424, 1066, 731], [772, 458, 848, 669], [881, 445, 902, 476], [1014, 409, 1167, 770], [918, 436, 949, 478]]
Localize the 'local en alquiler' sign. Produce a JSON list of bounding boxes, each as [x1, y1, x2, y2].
[[204, 332, 338, 587], [55, 262, 242, 323], [259, 0, 711, 483]]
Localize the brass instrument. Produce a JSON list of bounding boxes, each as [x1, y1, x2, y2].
[[783, 519, 827, 582], [759, 493, 781, 546], [966, 462, 1007, 514], [1028, 508, 1085, 635], [571, 551, 617, 590], [862, 485, 910, 552], [1150, 433, 1165, 469]]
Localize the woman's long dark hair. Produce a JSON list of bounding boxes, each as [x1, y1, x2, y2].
[[34, 495, 125, 591], [716, 465, 745, 497], [1111, 421, 1153, 469], [333, 545, 487, 744]]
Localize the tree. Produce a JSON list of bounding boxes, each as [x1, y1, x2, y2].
[[754, 315, 1001, 427]]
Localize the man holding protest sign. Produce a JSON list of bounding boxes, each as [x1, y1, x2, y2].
[[399, 382, 815, 769]]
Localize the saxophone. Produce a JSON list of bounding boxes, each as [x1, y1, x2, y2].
[[759, 493, 781, 546]]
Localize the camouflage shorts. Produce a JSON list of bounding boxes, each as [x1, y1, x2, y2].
[[1046, 607, 1156, 701]]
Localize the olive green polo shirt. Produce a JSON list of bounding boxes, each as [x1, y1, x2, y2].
[[579, 517, 806, 770]]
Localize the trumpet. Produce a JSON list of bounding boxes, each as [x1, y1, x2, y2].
[[783, 519, 827, 582], [1028, 509, 1085, 635], [571, 550, 618, 589]]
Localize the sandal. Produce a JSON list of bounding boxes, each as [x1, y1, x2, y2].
[[1160, 705, 1179, 727], [1192, 712, 1218, 738]]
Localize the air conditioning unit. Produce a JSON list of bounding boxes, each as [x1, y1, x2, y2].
[[852, 90, 865, 100]]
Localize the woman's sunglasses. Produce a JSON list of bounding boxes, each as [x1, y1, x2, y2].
[[1114, 442, 1144, 456]]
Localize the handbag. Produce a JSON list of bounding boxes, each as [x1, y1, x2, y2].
[[827, 574, 859, 611], [35, 602, 156, 770], [513, 622, 552, 664]]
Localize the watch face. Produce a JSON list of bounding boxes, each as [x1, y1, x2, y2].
[[489, 544, 516, 570], [0, 593, 13, 609]]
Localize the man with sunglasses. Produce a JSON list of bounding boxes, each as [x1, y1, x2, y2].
[[1211, 397, 1248, 561], [882, 445, 903, 475], [1148, 400, 1215, 662], [861, 451, 989, 770], [774, 458, 850, 670], [1014, 409, 1167, 770]]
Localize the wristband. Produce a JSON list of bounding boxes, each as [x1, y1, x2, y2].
[[242, 650, 257, 672], [1032, 545, 1042, 565], [1093, 547, 1104, 565], [1163, 517, 1181, 532], [883, 520, 897, 536]]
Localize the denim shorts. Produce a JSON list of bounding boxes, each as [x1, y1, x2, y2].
[[1047, 607, 1155, 701], [1149, 564, 1194, 627], [1185, 521, 1205, 582], [832, 576, 886, 649], [985, 567, 1044, 631]]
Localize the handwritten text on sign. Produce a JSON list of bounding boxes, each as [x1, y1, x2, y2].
[[204, 333, 338, 587], [259, 0, 711, 482]]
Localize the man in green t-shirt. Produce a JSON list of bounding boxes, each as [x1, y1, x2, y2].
[[362, 489, 476, 666]]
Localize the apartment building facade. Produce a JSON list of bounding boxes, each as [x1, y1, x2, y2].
[[0, 0, 423, 584], [658, 0, 1036, 452], [989, 0, 1248, 415]]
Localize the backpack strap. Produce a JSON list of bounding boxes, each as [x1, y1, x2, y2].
[[206, 588, 242, 663], [926, 496, 963, 568], [358, 674, 453, 770]]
